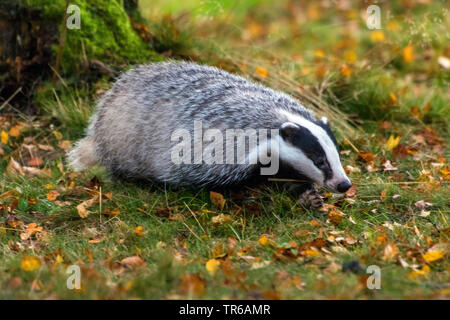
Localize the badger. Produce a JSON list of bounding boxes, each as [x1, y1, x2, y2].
[[68, 61, 351, 208]]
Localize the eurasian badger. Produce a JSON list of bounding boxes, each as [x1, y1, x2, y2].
[[68, 61, 351, 208]]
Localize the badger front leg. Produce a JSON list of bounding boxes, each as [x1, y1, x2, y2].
[[287, 183, 323, 209]]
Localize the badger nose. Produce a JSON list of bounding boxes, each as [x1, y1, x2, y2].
[[337, 181, 352, 193]]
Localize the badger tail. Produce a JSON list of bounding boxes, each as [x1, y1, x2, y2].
[[67, 136, 98, 171]]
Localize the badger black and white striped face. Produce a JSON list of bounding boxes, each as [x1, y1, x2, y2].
[[277, 110, 351, 193]]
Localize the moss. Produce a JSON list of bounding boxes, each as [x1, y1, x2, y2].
[[23, 0, 161, 75]]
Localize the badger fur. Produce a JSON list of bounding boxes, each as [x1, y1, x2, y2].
[[68, 61, 351, 208]]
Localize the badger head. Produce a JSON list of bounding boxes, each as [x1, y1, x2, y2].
[[277, 111, 351, 193]]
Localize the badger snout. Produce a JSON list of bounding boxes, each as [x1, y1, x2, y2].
[[336, 180, 352, 193]]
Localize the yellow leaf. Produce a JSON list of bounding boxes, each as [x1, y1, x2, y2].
[[314, 49, 325, 59], [21, 256, 41, 271], [304, 249, 320, 257], [205, 259, 220, 275], [258, 234, 276, 247], [344, 50, 357, 64], [1, 130, 8, 144], [387, 20, 399, 31], [408, 265, 430, 279], [134, 226, 146, 237], [255, 66, 268, 78], [370, 31, 385, 42], [387, 92, 398, 106], [385, 135, 400, 151], [423, 249, 444, 263], [403, 45, 414, 63], [53, 130, 63, 140]]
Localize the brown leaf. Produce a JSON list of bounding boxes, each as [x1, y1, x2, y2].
[[382, 242, 399, 261], [76, 195, 99, 218], [179, 274, 205, 296], [120, 255, 146, 269], [27, 157, 43, 167], [210, 191, 226, 210]]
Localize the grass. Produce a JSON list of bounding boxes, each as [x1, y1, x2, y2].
[[0, 0, 449, 299]]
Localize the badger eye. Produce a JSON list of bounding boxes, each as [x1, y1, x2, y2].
[[316, 159, 326, 168]]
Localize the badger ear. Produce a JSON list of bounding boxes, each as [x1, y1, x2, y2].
[[280, 122, 300, 142]]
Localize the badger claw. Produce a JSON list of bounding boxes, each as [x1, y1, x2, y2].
[[299, 188, 323, 209]]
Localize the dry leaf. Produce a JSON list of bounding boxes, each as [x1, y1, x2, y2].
[[1, 130, 8, 144], [120, 255, 145, 268], [385, 135, 400, 151], [20, 256, 41, 271], [179, 274, 205, 296], [205, 259, 220, 275], [382, 242, 399, 261], [209, 191, 226, 209], [134, 226, 147, 237], [46, 190, 60, 201], [403, 45, 414, 63], [258, 234, 276, 247], [255, 66, 268, 78], [76, 195, 99, 218], [211, 213, 232, 225]]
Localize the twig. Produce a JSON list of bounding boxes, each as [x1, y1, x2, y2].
[[184, 202, 206, 234], [0, 87, 22, 111], [182, 222, 203, 242]]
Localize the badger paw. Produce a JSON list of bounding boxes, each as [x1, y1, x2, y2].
[[299, 188, 323, 209]]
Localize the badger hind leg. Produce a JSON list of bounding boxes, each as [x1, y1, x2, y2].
[[67, 136, 98, 171]]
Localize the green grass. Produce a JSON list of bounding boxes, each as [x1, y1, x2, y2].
[[0, 0, 449, 299]]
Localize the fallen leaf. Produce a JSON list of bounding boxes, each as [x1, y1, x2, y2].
[[210, 191, 226, 209], [179, 274, 205, 296], [402, 45, 414, 63], [382, 242, 399, 261], [329, 209, 344, 224], [415, 200, 432, 210], [21, 256, 41, 271], [255, 66, 268, 78], [423, 249, 444, 263], [46, 190, 60, 201], [1, 130, 8, 144], [103, 208, 120, 217], [340, 64, 352, 77], [345, 185, 357, 197], [205, 259, 220, 275], [382, 160, 398, 171], [20, 223, 43, 240], [211, 213, 232, 225], [134, 226, 147, 237], [76, 195, 99, 218], [27, 157, 43, 167], [258, 234, 276, 247], [385, 135, 401, 151], [370, 31, 385, 42], [438, 56, 450, 70], [120, 255, 146, 268], [408, 265, 430, 279]]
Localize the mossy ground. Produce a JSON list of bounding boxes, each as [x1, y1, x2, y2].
[[0, 0, 449, 299]]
